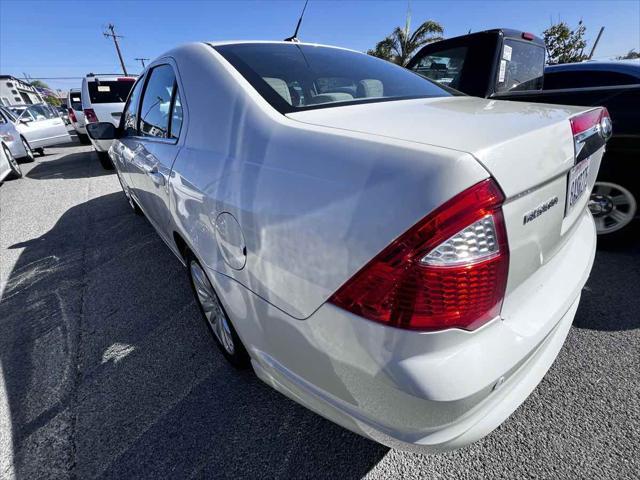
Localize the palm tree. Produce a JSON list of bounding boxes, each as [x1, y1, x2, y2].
[[367, 19, 444, 66]]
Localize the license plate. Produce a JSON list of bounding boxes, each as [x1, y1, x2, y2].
[[565, 157, 591, 216]]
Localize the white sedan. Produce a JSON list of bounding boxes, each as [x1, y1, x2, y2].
[[87, 41, 609, 452]]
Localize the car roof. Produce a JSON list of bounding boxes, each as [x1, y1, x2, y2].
[[205, 40, 361, 55], [545, 60, 640, 77]]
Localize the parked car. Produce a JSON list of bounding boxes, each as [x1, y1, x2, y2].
[[407, 29, 640, 238], [56, 104, 70, 125], [0, 140, 22, 182], [88, 41, 607, 453], [81, 74, 136, 168], [1, 103, 70, 155], [0, 106, 35, 162], [67, 88, 89, 144]]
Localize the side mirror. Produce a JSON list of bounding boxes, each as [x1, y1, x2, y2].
[[20, 118, 32, 125], [87, 122, 118, 140]]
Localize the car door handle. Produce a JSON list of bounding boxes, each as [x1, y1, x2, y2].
[[143, 164, 166, 186]]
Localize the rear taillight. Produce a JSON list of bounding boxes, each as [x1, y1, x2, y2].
[[329, 179, 509, 331], [84, 108, 98, 123], [68, 108, 77, 123], [570, 107, 611, 162]]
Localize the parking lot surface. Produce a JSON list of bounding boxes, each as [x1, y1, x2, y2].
[[0, 143, 638, 479]]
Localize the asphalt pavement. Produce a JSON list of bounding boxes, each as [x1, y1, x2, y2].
[[0, 143, 638, 479]]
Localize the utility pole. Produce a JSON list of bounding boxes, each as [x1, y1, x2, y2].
[[103, 23, 128, 75], [588, 27, 605, 60], [135, 58, 149, 69]]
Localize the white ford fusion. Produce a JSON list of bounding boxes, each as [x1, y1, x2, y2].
[[87, 41, 610, 452]]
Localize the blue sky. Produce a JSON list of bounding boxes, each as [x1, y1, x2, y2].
[[1, 0, 639, 91]]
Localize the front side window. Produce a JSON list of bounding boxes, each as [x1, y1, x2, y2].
[[214, 43, 451, 114], [121, 77, 145, 137], [26, 105, 55, 120], [87, 78, 135, 103], [495, 39, 545, 93], [411, 46, 468, 89], [140, 65, 176, 138]]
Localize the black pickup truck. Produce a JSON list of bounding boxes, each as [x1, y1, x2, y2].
[[407, 28, 640, 238]]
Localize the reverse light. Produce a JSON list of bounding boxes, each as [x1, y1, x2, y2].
[[84, 108, 98, 123], [329, 179, 509, 331]]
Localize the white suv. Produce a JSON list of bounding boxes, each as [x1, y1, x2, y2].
[[67, 88, 89, 143], [81, 74, 135, 168]]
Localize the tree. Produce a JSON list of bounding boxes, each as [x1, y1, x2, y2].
[[367, 19, 444, 66], [44, 95, 61, 107], [543, 20, 588, 64], [28, 79, 50, 89], [617, 49, 640, 60]]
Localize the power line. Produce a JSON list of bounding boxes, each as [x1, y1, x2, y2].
[[103, 23, 128, 76]]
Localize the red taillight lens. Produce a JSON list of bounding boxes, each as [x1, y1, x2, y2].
[[570, 108, 603, 137], [570, 107, 611, 161], [329, 179, 509, 331], [68, 108, 77, 123], [83, 108, 98, 123]]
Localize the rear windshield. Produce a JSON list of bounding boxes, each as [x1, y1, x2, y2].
[[495, 39, 545, 93], [87, 79, 135, 104], [213, 43, 452, 113], [69, 93, 82, 111]]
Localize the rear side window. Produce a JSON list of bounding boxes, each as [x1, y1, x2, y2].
[[169, 89, 183, 139], [495, 39, 545, 93], [121, 78, 144, 136], [87, 79, 135, 104], [69, 93, 82, 111], [140, 65, 176, 138], [411, 46, 468, 90], [544, 70, 640, 89]]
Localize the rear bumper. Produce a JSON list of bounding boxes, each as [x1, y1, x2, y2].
[[215, 210, 596, 453]]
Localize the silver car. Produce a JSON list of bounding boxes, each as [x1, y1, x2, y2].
[[87, 41, 608, 452], [3, 103, 70, 155], [0, 107, 33, 162]]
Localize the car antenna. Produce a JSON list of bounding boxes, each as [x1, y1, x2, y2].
[[284, 0, 309, 42]]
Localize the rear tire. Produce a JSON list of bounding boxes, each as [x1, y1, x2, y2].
[[187, 252, 250, 368], [19, 137, 35, 163], [4, 145, 22, 180], [97, 151, 114, 170], [78, 133, 91, 144], [35, 148, 45, 156]]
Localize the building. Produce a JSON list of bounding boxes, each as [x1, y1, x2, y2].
[[0, 75, 45, 106]]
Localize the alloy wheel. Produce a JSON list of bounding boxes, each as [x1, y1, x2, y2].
[[4, 146, 21, 176], [189, 260, 236, 355], [589, 182, 637, 234], [22, 138, 34, 161]]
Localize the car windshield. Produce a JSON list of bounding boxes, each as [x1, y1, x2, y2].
[[213, 43, 452, 113], [87, 79, 135, 104]]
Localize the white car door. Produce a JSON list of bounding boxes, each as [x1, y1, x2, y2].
[[16, 105, 69, 148], [127, 63, 184, 241]]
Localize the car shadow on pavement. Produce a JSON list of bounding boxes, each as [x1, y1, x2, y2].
[[0, 191, 388, 479], [574, 237, 640, 331], [26, 151, 111, 180]]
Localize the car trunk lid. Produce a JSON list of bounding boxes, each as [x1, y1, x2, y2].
[[288, 96, 606, 327]]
